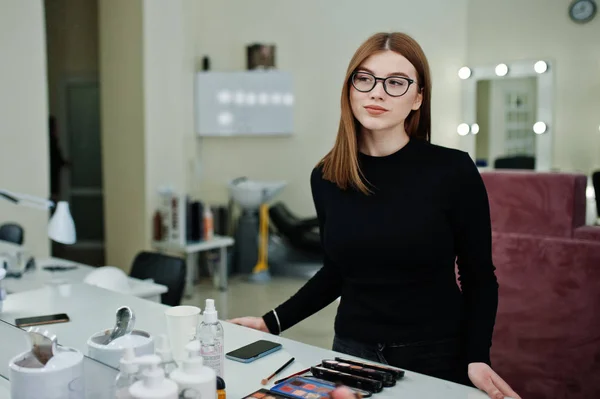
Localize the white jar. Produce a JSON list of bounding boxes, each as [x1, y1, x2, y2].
[[87, 329, 154, 368], [9, 347, 84, 399]]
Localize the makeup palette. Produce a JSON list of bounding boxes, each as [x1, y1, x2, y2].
[[334, 357, 405, 380], [244, 357, 405, 398], [322, 359, 395, 387], [243, 388, 294, 399], [311, 366, 384, 393], [271, 376, 344, 398]]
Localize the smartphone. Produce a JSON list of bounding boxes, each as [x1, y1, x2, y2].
[[225, 339, 282, 363], [15, 313, 70, 328]]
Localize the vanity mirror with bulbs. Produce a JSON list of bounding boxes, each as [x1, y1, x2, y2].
[[458, 59, 554, 171]]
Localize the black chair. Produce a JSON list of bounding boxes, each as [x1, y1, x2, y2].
[[130, 251, 186, 306], [0, 223, 24, 245], [593, 171, 600, 222], [269, 202, 322, 254]]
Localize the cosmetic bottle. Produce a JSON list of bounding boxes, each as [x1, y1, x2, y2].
[[129, 355, 178, 399], [169, 346, 216, 399], [198, 299, 224, 377]]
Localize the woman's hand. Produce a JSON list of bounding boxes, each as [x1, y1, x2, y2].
[[468, 362, 521, 399], [329, 386, 362, 399], [228, 316, 270, 333]]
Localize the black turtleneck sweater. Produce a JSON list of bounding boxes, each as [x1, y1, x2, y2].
[[263, 138, 498, 365]]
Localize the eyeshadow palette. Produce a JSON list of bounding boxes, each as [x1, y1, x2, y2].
[[243, 388, 294, 399], [243, 377, 371, 399], [270, 376, 341, 398], [334, 357, 405, 380], [311, 366, 384, 393], [322, 359, 396, 387]]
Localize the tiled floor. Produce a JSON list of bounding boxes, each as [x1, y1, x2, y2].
[[182, 275, 338, 350]]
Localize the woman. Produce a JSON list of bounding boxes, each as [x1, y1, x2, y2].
[[231, 32, 519, 399]]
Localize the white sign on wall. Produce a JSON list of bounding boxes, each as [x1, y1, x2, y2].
[[195, 70, 294, 137]]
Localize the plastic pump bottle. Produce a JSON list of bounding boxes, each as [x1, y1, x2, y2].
[[170, 345, 217, 399], [115, 347, 140, 399], [155, 334, 178, 375], [198, 299, 224, 377], [128, 355, 178, 399]]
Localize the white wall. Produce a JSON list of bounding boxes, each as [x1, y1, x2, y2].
[[100, 0, 190, 269], [99, 0, 147, 269], [143, 0, 187, 241], [467, 0, 600, 174], [0, 0, 50, 257], [184, 0, 468, 216]]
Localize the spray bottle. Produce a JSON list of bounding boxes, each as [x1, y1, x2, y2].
[[198, 299, 224, 377], [128, 355, 178, 399]]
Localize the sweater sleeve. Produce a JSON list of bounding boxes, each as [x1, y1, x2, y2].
[[449, 152, 499, 365], [262, 167, 344, 334]]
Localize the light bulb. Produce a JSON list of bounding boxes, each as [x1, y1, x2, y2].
[[457, 123, 470, 136], [458, 67, 472, 80], [282, 93, 294, 106], [534, 61, 548, 74], [217, 90, 232, 104], [495, 63, 509, 77], [471, 123, 480, 134], [218, 111, 233, 126], [533, 121, 547, 134]]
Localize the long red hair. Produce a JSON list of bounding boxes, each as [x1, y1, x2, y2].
[[320, 32, 432, 194]]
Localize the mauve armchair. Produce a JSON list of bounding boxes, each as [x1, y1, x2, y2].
[[480, 171, 600, 399]]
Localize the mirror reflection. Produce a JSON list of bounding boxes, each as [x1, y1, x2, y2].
[[475, 77, 538, 169]]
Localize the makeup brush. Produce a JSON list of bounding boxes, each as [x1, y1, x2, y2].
[[261, 357, 295, 385], [273, 367, 311, 385]]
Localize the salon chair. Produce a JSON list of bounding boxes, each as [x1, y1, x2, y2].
[[267, 202, 324, 278], [0, 223, 24, 245], [269, 202, 322, 254], [130, 251, 186, 306]]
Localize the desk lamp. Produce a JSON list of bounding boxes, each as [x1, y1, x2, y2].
[[0, 189, 76, 244]]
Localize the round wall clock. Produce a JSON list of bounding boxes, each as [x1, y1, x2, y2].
[[569, 0, 597, 23]]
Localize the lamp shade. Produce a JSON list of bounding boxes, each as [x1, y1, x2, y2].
[[47, 201, 76, 244]]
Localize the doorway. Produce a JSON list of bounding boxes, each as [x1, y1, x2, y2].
[[52, 78, 105, 266]]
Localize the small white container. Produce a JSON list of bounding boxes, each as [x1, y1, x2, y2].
[[9, 346, 84, 399], [87, 329, 154, 368]]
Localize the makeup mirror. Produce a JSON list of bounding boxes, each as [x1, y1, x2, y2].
[[458, 60, 554, 171]]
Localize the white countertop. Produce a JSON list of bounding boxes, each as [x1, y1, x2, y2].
[[0, 377, 9, 399], [0, 241, 167, 299], [0, 283, 487, 399]]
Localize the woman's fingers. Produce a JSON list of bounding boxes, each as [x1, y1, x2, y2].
[[478, 376, 504, 399], [491, 373, 521, 399]]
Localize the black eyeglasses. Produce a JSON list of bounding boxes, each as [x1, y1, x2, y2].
[[350, 71, 417, 97]]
